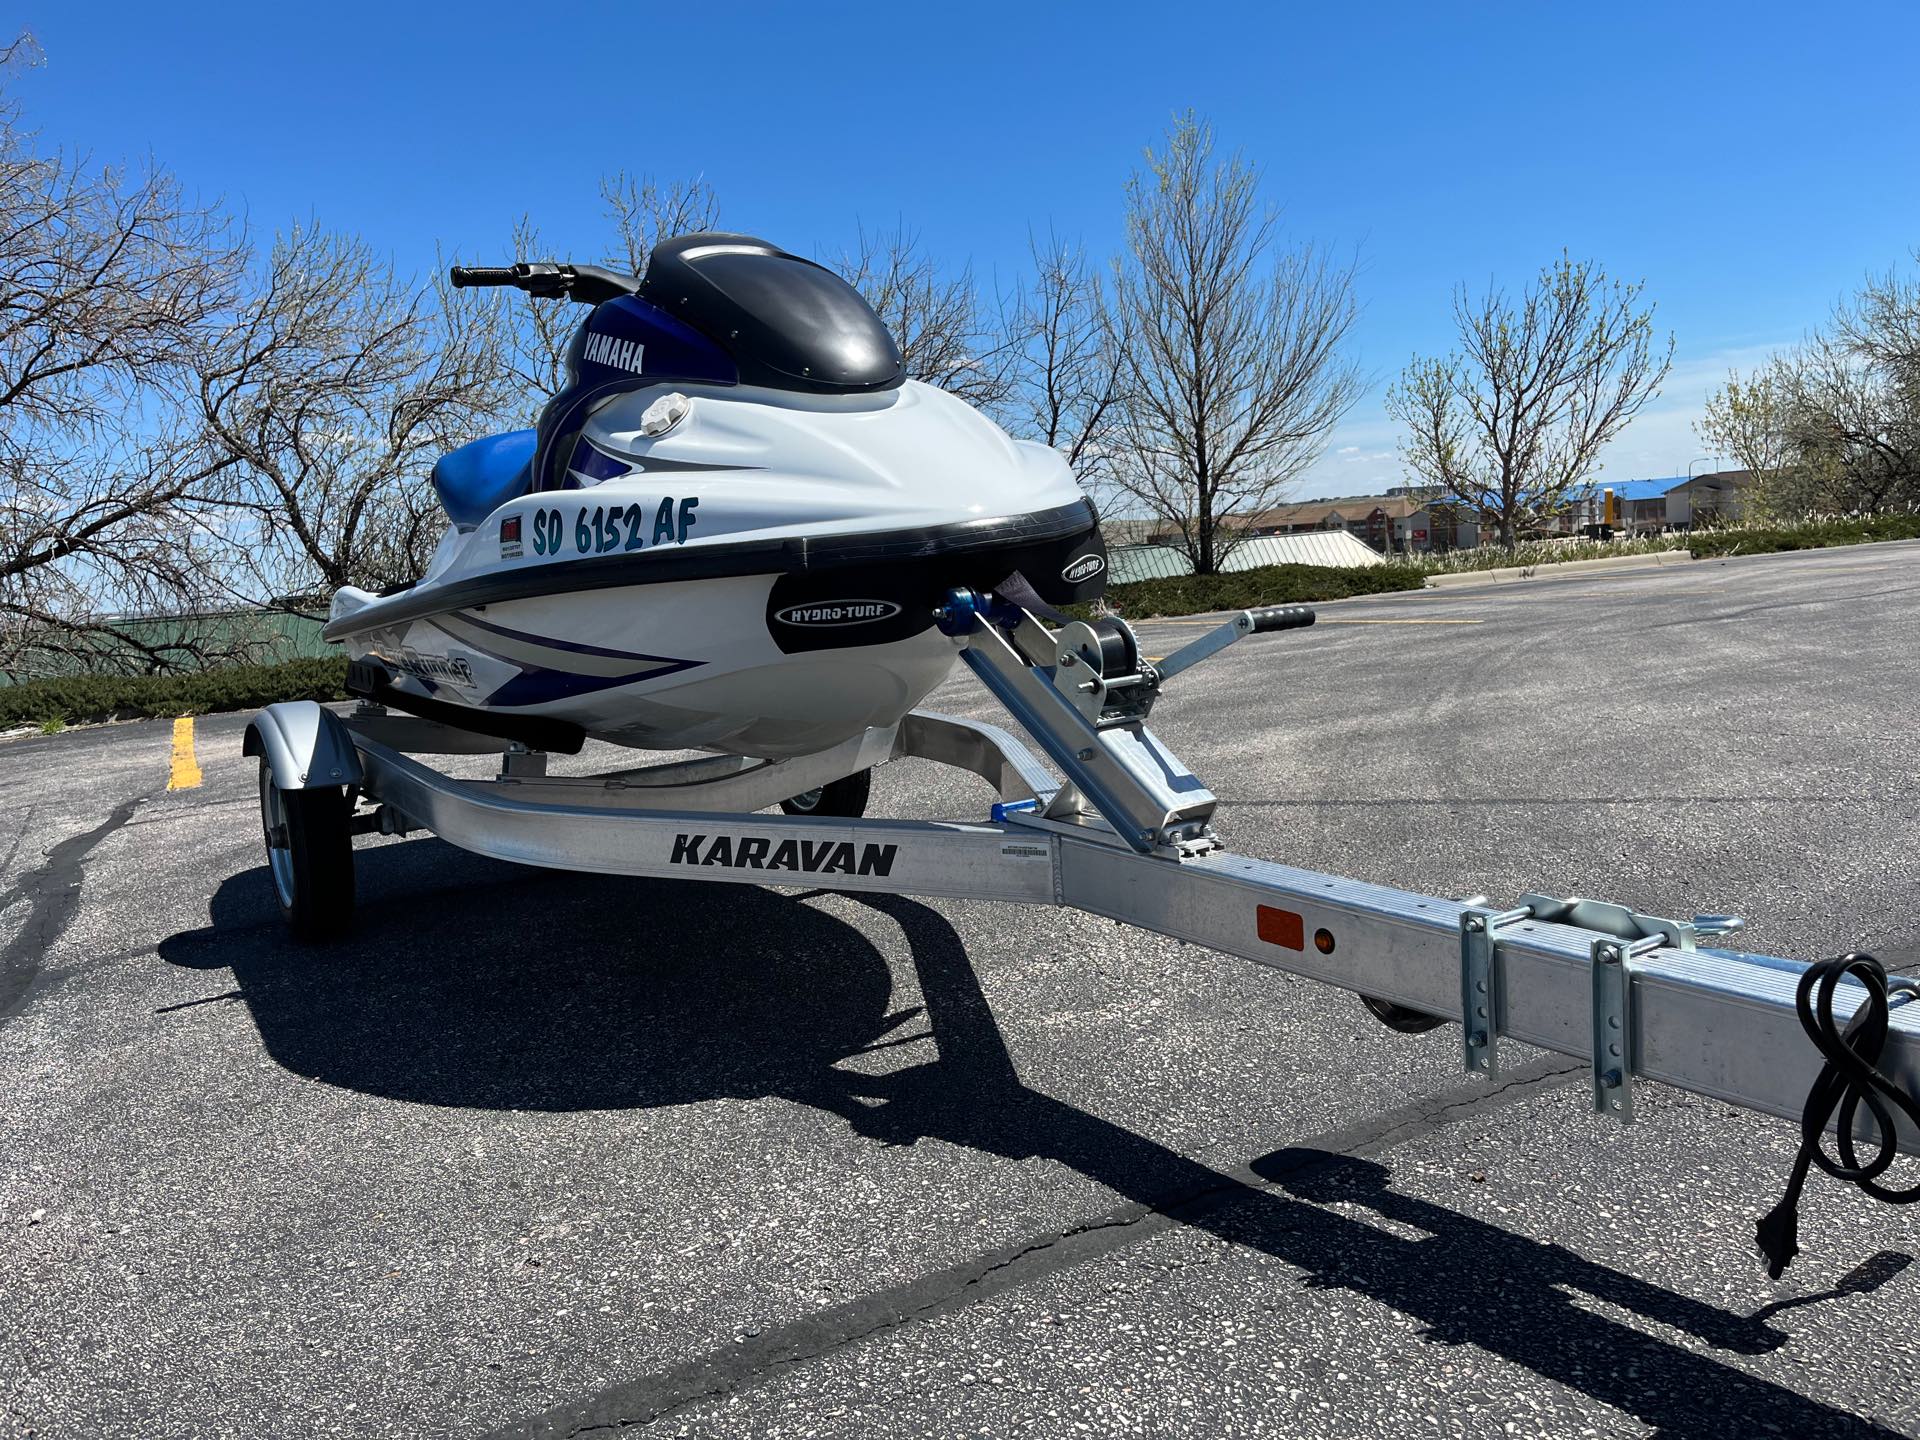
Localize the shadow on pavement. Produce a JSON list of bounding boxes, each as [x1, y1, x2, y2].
[[160, 842, 1905, 1439]]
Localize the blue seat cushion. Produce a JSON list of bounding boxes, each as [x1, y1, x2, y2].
[[431, 430, 537, 530]]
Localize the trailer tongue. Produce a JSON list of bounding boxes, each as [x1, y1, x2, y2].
[[247, 592, 1920, 1278]]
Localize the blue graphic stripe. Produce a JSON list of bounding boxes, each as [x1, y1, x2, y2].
[[482, 667, 666, 707], [433, 611, 704, 708], [570, 442, 633, 483], [453, 609, 701, 668]]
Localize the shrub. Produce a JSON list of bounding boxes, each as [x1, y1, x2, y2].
[[1406, 532, 1694, 573], [1094, 563, 1427, 619], [1687, 514, 1920, 558], [0, 656, 349, 728]]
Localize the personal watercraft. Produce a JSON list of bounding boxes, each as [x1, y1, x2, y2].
[[323, 233, 1106, 758]]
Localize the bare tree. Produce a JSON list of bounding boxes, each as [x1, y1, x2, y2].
[[1105, 113, 1360, 573], [0, 31, 257, 673], [490, 175, 722, 411], [198, 225, 513, 601], [1782, 260, 1920, 515], [1387, 254, 1673, 550], [486, 212, 575, 408], [834, 223, 1012, 410], [600, 171, 720, 277], [998, 229, 1126, 486]]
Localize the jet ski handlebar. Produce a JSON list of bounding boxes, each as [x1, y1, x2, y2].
[[449, 262, 642, 306]]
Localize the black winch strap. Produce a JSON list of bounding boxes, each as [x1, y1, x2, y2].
[[992, 572, 1075, 626], [1756, 952, 1920, 1278]]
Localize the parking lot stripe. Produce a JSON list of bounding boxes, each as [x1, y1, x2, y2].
[[166, 717, 202, 791], [1315, 617, 1483, 625]]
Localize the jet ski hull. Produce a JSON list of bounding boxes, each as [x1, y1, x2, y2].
[[324, 379, 1105, 757], [338, 573, 967, 757]]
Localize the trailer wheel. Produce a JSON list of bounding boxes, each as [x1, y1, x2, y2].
[[1358, 993, 1446, 1034], [258, 757, 356, 939], [780, 768, 872, 819]]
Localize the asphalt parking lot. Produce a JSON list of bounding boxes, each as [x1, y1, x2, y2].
[[5, 541, 1920, 1439]]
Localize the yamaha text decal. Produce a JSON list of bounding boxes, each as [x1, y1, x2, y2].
[[582, 330, 645, 373], [671, 832, 898, 877]]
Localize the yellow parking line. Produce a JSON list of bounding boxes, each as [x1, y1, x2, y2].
[[167, 716, 202, 790]]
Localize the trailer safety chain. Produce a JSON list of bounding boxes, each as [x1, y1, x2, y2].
[[1756, 952, 1920, 1279]]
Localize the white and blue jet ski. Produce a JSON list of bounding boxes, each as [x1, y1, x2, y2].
[[325, 234, 1106, 759]]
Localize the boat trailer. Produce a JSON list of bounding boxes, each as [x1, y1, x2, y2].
[[246, 592, 1920, 1276]]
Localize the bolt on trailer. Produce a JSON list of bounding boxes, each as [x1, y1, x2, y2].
[[247, 590, 1920, 1279]]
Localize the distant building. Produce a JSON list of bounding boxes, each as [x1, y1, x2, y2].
[[1100, 467, 1766, 561], [1106, 529, 1390, 583], [1412, 497, 1480, 552], [1243, 494, 1428, 547], [1096, 517, 1167, 549], [1666, 471, 1756, 528], [1564, 478, 1683, 535], [1099, 491, 1477, 558]]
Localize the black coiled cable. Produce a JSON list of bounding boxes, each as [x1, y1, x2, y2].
[[1756, 952, 1920, 1279]]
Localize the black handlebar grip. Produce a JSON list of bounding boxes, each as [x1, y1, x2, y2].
[[449, 265, 518, 288], [1247, 605, 1316, 633]]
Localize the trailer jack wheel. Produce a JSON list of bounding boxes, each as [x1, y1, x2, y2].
[[780, 767, 872, 819], [258, 757, 356, 940], [1359, 993, 1446, 1034]]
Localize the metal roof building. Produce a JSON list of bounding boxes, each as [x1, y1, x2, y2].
[[1107, 530, 1386, 584], [1594, 478, 1683, 503]]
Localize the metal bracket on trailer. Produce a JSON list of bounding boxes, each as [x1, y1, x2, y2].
[[1589, 934, 1661, 1120], [1460, 905, 1529, 1077], [1456, 892, 1756, 1117], [957, 614, 1215, 856]]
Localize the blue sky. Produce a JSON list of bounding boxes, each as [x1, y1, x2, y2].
[[16, 1, 1920, 497]]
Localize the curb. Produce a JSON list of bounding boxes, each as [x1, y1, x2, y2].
[[1424, 549, 1694, 589]]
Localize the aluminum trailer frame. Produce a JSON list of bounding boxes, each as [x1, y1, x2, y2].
[[251, 594, 1920, 1165]]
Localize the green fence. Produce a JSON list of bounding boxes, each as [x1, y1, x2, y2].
[[1, 609, 332, 686]]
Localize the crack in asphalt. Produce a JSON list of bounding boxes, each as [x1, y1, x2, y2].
[[0, 806, 34, 900], [0, 794, 148, 1030], [491, 1057, 1581, 1439]]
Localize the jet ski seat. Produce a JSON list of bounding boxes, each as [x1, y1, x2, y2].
[[430, 429, 537, 530]]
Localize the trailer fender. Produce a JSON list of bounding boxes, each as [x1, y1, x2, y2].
[[244, 701, 363, 791]]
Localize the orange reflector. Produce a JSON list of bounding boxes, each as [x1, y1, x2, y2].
[[1256, 905, 1305, 951], [1314, 928, 1337, 954]]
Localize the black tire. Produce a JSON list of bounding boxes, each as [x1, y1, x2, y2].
[[258, 757, 356, 940], [779, 768, 872, 819], [1358, 993, 1446, 1034]]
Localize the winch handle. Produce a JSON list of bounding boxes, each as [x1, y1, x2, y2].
[[1246, 605, 1316, 633], [1153, 604, 1317, 683]]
